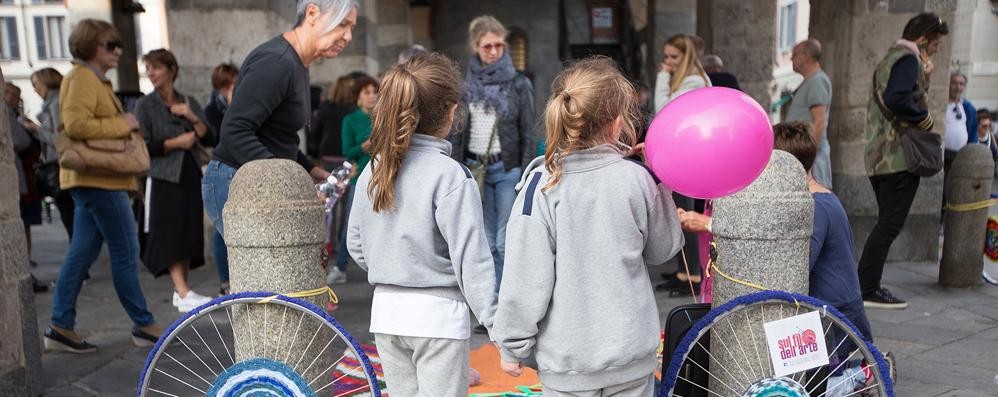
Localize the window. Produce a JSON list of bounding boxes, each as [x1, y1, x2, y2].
[[0, 16, 19, 60], [778, 2, 798, 52], [34, 15, 68, 60], [507, 29, 527, 71]]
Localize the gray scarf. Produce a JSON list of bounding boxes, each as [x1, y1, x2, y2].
[[463, 52, 516, 117]]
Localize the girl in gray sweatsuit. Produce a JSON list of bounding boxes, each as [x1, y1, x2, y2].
[[346, 53, 498, 396], [494, 58, 684, 396]]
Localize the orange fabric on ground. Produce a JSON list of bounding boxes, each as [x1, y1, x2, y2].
[[468, 343, 540, 393]]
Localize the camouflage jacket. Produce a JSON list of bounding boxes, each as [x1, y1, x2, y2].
[[864, 45, 935, 176]]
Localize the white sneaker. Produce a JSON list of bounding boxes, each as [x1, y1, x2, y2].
[[326, 267, 347, 285], [175, 290, 213, 313]]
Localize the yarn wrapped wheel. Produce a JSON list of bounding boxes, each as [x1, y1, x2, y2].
[[138, 292, 381, 397]]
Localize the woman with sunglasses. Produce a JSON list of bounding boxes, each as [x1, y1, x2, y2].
[[45, 19, 162, 354], [452, 16, 535, 312]]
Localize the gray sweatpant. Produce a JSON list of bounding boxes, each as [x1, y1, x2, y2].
[[543, 374, 656, 397], [373, 333, 469, 397]]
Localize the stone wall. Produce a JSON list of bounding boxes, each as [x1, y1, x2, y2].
[[0, 70, 43, 396], [166, 0, 381, 104], [809, 0, 957, 262], [698, 0, 777, 111]]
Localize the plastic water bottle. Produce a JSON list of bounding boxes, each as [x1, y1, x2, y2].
[[316, 162, 353, 213]]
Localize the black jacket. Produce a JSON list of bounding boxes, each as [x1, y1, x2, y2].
[[452, 73, 536, 171]]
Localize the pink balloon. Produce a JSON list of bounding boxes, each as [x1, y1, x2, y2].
[[644, 87, 773, 199]]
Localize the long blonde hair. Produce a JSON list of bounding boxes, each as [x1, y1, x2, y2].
[[367, 53, 462, 212], [543, 57, 637, 191], [665, 34, 707, 94]]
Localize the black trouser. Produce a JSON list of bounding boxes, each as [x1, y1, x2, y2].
[[54, 189, 75, 240], [857, 171, 920, 296]]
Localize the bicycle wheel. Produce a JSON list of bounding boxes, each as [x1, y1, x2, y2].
[[661, 290, 893, 397], [138, 291, 381, 397]]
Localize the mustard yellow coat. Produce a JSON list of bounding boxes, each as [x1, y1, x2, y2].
[[59, 63, 137, 192]]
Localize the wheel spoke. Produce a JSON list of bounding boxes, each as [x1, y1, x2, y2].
[[209, 310, 235, 366], [175, 337, 218, 382], [675, 374, 734, 397], [190, 322, 224, 376], [293, 322, 323, 373], [154, 367, 206, 394]]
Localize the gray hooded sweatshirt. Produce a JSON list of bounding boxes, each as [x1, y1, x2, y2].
[[347, 133, 498, 330], [494, 145, 683, 391]]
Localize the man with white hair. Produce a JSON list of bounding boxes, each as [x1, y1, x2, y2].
[[787, 38, 833, 188], [702, 54, 740, 91]]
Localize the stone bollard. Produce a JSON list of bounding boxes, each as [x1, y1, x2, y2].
[[940, 144, 995, 287], [708, 150, 813, 389], [223, 159, 329, 382]]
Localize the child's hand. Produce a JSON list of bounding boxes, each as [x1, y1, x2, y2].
[[500, 359, 523, 377], [679, 211, 712, 233]]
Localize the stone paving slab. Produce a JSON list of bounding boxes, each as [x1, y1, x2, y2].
[[25, 218, 998, 396]]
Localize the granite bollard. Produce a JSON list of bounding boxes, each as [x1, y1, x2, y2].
[[709, 150, 813, 389], [223, 159, 330, 383], [940, 144, 995, 287]]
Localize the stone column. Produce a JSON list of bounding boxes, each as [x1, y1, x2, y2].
[[709, 150, 813, 388], [940, 145, 994, 287], [809, 0, 958, 262], [0, 71, 43, 396], [646, 0, 697, 86], [223, 159, 329, 383], [698, 0, 777, 112], [376, 0, 413, 68]]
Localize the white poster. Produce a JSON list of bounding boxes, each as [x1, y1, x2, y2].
[[763, 310, 830, 377], [592, 7, 613, 28]]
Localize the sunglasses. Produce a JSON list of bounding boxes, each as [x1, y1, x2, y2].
[[954, 104, 962, 121], [480, 42, 505, 52], [100, 40, 123, 52]]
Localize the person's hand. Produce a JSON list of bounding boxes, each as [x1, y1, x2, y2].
[[922, 56, 934, 75], [361, 140, 371, 152], [660, 61, 669, 73], [500, 359, 523, 377], [122, 113, 140, 131], [170, 102, 192, 119], [626, 142, 646, 161], [310, 166, 331, 183], [19, 118, 39, 132], [679, 210, 711, 233], [173, 131, 198, 150]]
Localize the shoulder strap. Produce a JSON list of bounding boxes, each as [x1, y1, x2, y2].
[[483, 121, 498, 164]]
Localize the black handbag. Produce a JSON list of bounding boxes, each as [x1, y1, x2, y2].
[[870, 74, 942, 177]]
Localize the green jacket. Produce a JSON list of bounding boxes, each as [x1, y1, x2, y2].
[[864, 44, 935, 176], [342, 109, 372, 184]]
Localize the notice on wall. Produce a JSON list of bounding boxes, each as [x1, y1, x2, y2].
[[763, 311, 830, 377], [592, 7, 613, 28]]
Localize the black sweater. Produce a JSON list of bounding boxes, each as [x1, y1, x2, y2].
[[213, 35, 314, 171], [883, 54, 930, 126]]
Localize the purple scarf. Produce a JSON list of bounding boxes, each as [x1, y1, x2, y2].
[[463, 52, 516, 117]]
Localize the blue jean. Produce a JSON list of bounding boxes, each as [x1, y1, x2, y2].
[[478, 161, 521, 290], [333, 186, 355, 271], [202, 160, 237, 282], [51, 188, 154, 329]]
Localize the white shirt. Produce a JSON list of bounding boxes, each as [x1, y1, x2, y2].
[[369, 289, 471, 340], [468, 103, 501, 156], [945, 100, 969, 151]]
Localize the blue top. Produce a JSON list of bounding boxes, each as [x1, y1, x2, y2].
[[810, 192, 872, 340]]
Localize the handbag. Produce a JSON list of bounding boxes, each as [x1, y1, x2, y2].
[[467, 123, 499, 197], [870, 73, 942, 177], [55, 128, 150, 176]]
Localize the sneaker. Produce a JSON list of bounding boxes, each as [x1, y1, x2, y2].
[[131, 326, 160, 347], [863, 288, 908, 309], [44, 327, 97, 354], [175, 291, 213, 313], [326, 267, 347, 285]]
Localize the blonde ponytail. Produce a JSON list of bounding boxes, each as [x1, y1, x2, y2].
[[543, 57, 637, 191], [367, 53, 462, 212]]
